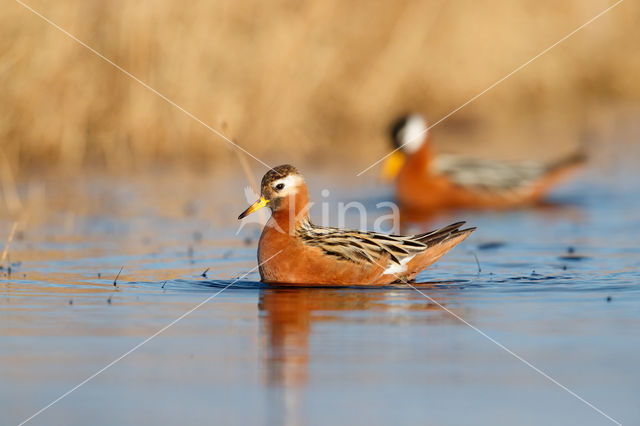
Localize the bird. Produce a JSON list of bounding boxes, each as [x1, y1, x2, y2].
[[381, 113, 586, 212], [238, 164, 475, 285]]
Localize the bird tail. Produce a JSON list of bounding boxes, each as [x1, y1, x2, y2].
[[414, 221, 476, 247], [547, 150, 587, 174]]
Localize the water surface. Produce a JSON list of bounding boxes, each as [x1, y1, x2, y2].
[[1, 170, 639, 425]]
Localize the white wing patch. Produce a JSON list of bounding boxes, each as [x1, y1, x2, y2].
[[383, 254, 416, 275]]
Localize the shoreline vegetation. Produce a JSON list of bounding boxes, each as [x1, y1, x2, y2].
[[1, 0, 639, 175]]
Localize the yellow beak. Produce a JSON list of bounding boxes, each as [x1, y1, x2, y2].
[[238, 196, 270, 220], [380, 151, 406, 182]]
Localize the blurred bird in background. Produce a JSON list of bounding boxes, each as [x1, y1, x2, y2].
[[381, 114, 587, 212]]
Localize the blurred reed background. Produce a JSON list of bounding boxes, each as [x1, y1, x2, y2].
[[1, 0, 639, 177]]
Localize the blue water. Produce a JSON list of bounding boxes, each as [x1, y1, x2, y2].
[[1, 171, 639, 426]]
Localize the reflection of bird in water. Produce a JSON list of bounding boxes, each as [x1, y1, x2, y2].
[[258, 286, 468, 425], [381, 114, 586, 212], [238, 165, 474, 285], [259, 286, 463, 388]]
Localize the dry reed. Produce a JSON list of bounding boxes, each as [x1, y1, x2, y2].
[[1, 0, 638, 175], [1, 222, 18, 267]]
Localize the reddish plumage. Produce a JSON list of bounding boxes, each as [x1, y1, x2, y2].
[[240, 165, 474, 286], [389, 114, 586, 212], [396, 142, 585, 211]]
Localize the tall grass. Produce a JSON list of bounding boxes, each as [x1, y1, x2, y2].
[[1, 0, 638, 174]]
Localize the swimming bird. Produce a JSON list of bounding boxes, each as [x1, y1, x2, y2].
[[238, 165, 475, 285], [381, 114, 586, 211]]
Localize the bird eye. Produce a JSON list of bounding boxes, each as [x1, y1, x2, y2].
[[274, 183, 285, 191]]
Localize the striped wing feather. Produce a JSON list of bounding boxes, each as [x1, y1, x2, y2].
[[297, 220, 471, 267], [433, 154, 546, 191]]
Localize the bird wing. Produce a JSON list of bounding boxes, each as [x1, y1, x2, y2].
[[433, 154, 546, 191], [297, 220, 471, 268]]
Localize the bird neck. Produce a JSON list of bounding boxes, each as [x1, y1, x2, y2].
[[406, 134, 433, 169], [270, 187, 311, 235]]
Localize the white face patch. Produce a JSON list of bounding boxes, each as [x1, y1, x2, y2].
[[270, 174, 304, 197], [400, 114, 428, 154], [383, 254, 415, 275]]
